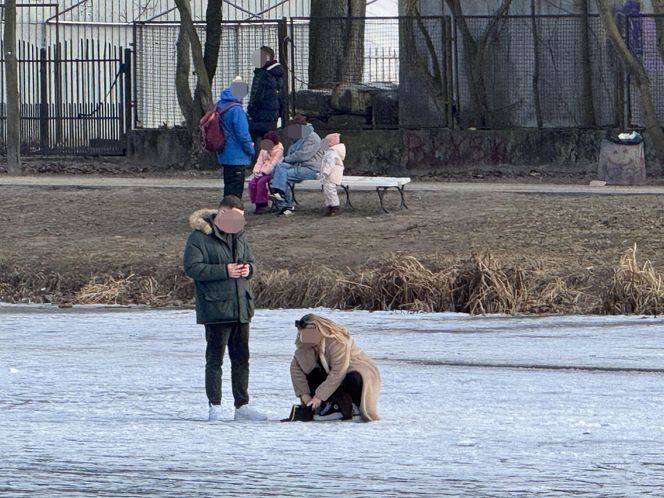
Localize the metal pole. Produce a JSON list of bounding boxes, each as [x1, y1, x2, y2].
[[123, 47, 132, 137], [278, 16, 289, 124], [39, 47, 49, 151]]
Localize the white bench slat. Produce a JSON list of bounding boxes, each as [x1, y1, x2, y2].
[[295, 176, 411, 190]]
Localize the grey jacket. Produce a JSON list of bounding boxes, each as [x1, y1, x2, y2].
[[283, 124, 327, 171]]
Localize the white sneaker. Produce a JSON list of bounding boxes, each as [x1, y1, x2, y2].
[[234, 404, 268, 421], [208, 404, 222, 422]]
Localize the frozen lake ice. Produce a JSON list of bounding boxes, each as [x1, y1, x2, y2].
[[1, 306, 663, 497]]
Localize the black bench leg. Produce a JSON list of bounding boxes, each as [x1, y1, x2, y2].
[[375, 186, 407, 213], [342, 185, 354, 209], [376, 187, 389, 214], [288, 182, 299, 206], [397, 186, 408, 210]]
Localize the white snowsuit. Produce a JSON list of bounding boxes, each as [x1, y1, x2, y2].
[[319, 143, 346, 208]]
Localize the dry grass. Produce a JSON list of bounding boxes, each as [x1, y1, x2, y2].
[[1, 249, 662, 315], [603, 245, 664, 315], [452, 254, 591, 314]]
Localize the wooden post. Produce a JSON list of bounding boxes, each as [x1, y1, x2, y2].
[[3, 0, 21, 174]]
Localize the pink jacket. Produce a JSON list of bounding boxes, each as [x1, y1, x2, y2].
[[252, 142, 284, 175]]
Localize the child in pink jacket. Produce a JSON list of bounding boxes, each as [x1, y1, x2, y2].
[[319, 133, 345, 216], [248, 130, 284, 214]]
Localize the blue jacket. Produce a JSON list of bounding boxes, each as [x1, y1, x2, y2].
[[216, 88, 254, 166]]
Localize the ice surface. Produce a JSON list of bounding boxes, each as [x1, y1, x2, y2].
[[1, 306, 663, 497]]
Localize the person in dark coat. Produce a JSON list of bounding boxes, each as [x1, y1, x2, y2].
[[183, 195, 267, 422], [247, 46, 285, 152]]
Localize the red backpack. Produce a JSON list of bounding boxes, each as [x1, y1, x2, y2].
[[199, 103, 241, 152]]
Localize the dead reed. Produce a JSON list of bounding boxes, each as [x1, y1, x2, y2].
[[603, 245, 664, 315], [1, 249, 661, 315]]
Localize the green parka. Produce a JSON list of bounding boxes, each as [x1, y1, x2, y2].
[[183, 210, 255, 324]]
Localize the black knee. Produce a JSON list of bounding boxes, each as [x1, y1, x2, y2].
[[306, 367, 327, 393], [341, 371, 363, 405]]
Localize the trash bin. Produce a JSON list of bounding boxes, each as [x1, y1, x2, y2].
[[597, 131, 646, 185]]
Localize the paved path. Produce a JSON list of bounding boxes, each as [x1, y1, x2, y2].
[[2, 175, 664, 195]]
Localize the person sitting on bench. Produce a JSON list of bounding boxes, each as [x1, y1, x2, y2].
[[269, 114, 326, 216], [288, 313, 381, 422]]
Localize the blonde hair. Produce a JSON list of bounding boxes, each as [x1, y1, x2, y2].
[[297, 313, 353, 373]]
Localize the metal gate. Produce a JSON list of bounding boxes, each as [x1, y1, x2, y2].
[[1, 3, 131, 156]]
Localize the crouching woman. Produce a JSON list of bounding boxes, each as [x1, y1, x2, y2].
[[290, 314, 381, 422]]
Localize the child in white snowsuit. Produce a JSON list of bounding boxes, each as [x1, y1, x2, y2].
[[319, 133, 345, 217]]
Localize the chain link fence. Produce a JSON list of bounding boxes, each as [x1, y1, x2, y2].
[[456, 14, 621, 129], [134, 20, 281, 128]]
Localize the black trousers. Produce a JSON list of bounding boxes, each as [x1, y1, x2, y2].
[[307, 367, 363, 406], [205, 323, 250, 408], [222, 164, 247, 199]]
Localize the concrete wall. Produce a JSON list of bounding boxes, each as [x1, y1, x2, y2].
[[128, 127, 651, 177]]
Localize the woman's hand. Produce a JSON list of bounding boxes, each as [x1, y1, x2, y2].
[[306, 396, 322, 410], [239, 264, 250, 278], [300, 394, 312, 405]]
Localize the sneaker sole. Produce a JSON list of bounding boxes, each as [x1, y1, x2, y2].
[[313, 413, 344, 421]]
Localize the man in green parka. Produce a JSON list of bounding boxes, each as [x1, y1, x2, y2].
[[183, 195, 267, 422]]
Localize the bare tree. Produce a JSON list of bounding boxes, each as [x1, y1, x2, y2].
[[597, 0, 664, 170], [444, 0, 513, 127], [575, 0, 597, 127], [173, 0, 214, 147], [202, 0, 223, 83], [399, 0, 450, 118], [652, 0, 664, 66], [119, 0, 161, 23], [3, 0, 21, 174], [308, 0, 367, 89]]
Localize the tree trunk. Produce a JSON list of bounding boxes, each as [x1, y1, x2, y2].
[[175, 26, 194, 128], [597, 0, 664, 171], [174, 0, 212, 129], [309, 0, 366, 89], [339, 1, 367, 84], [3, 0, 21, 174], [576, 0, 597, 127], [203, 0, 223, 83]]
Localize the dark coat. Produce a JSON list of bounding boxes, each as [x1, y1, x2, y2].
[[183, 212, 255, 325], [248, 62, 285, 134]]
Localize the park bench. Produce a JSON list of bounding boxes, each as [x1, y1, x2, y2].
[[288, 176, 411, 213]]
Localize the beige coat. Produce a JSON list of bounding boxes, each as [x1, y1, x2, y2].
[[291, 336, 381, 421]]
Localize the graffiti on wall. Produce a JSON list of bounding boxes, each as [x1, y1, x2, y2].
[[401, 129, 509, 169]]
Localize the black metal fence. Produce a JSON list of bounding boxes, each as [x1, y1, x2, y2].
[[0, 40, 130, 155], [5, 11, 664, 156]]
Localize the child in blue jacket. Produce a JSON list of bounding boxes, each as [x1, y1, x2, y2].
[[216, 83, 254, 199]]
